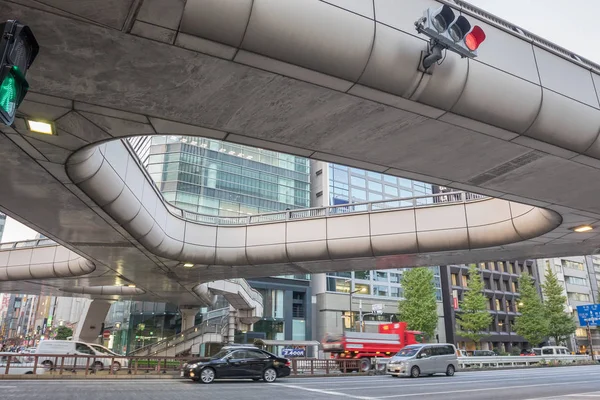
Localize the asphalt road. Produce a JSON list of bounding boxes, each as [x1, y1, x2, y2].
[[2, 365, 600, 399]]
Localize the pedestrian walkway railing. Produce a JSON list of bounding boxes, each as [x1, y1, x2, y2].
[[0, 238, 57, 250]]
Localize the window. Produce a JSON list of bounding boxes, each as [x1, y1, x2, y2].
[[568, 293, 590, 302], [351, 176, 366, 188], [494, 279, 500, 291], [390, 287, 402, 298], [566, 276, 587, 286], [542, 348, 554, 355], [461, 275, 468, 287], [384, 175, 397, 184], [498, 262, 505, 272], [390, 273, 401, 283], [451, 274, 458, 286], [292, 303, 305, 318], [374, 285, 388, 297], [495, 299, 502, 311], [355, 271, 371, 280], [368, 181, 383, 192], [511, 281, 517, 292], [484, 278, 491, 290], [246, 350, 268, 359], [354, 283, 371, 295], [480, 262, 487, 270], [75, 343, 94, 355], [327, 278, 351, 293], [375, 271, 388, 281], [352, 189, 367, 201], [385, 185, 399, 196], [562, 260, 584, 271]]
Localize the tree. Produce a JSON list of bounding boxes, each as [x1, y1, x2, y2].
[[514, 274, 549, 347], [54, 326, 73, 340], [456, 264, 492, 349], [397, 267, 438, 339], [542, 266, 576, 345]]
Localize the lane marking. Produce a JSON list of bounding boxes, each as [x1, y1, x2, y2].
[[0, 386, 16, 389], [272, 382, 375, 399], [524, 391, 600, 399], [372, 380, 600, 399]]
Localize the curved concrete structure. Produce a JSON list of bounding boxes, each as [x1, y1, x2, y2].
[[67, 141, 560, 265], [3, 0, 600, 303], [60, 285, 145, 296]]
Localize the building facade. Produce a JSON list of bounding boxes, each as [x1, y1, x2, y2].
[[441, 260, 539, 353], [125, 136, 314, 347], [535, 256, 600, 354], [309, 161, 446, 344]]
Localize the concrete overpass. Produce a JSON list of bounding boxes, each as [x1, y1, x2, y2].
[[2, 0, 600, 304]]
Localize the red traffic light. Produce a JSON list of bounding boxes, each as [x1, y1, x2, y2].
[[465, 25, 486, 51]]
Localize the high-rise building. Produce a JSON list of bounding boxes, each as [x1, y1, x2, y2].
[[0, 213, 6, 242], [309, 161, 445, 344], [441, 261, 539, 354], [535, 256, 600, 354], [125, 136, 314, 347]]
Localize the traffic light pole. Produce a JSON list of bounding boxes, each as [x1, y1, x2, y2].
[[587, 322, 595, 361], [422, 42, 444, 70]]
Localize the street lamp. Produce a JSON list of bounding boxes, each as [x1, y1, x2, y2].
[[343, 279, 366, 331]]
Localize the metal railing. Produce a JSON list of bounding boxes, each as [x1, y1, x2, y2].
[[226, 279, 263, 306], [0, 238, 57, 250], [289, 358, 362, 375]]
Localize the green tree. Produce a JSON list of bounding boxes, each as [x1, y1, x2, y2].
[[397, 267, 438, 339], [542, 267, 576, 345], [456, 264, 492, 349], [514, 274, 549, 347], [54, 326, 73, 340]]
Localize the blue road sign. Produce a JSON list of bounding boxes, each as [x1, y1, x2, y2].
[[576, 304, 600, 327]]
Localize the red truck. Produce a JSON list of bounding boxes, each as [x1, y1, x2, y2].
[[322, 322, 423, 371]]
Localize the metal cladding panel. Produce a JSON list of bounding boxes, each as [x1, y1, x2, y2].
[[7, 248, 33, 266], [154, 235, 184, 259], [66, 148, 103, 184], [241, 0, 374, 82], [369, 210, 416, 235], [0, 251, 8, 267], [327, 237, 372, 259], [246, 223, 285, 246], [534, 46, 599, 108], [153, 202, 168, 232], [371, 232, 419, 256], [165, 214, 186, 242], [465, 198, 512, 227], [77, 159, 124, 207], [30, 246, 57, 264], [417, 228, 470, 252], [140, 179, 158, 219], [467, 221, 522, 249], [124, 207, 154, 239], [358, 23, 424, 99], [374, 0, 443, 34], [246, 244, 288, 265], [103, 140, 130, 179], [28, 263, 57, 279], [415, 203, 466, 231], [512, 207, 562, 240], [180, 243, 216, 265], [526, 89, 600, 153], [412, 50, 468, 111], [322, 0, 374, 19], [473, 20, 539, 85], [286, 241, 329, 262], [104, 186, 142, 225], [451, 61, 542, 134], [327, 214, 370, 239], [125, 154, 147, 201], [139, 224, 165, 249], [5, 266, 34, 280], [286, 218, 327, 242], [180, 0, 253, 47], [184, 222, 217, 247]]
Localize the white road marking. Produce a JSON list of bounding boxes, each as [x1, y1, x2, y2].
[[272, 382, 375, 399], [523, 391, 600, 399], [0, 386, 17, 389], [372, 380, 600, 399]]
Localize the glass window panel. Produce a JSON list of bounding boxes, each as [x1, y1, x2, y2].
[[368, 181, 383, 192], [369, 193, 383, 201], [399, 178, 412, 188], [367, 171, 382, 180], [354, 283, 371, 295], [384, 185, 399, 196], [351, 176, 366, 188], [375, 271, 388, 281], [352, 189, 367, 201], [383, 175, 397, 184], [374, 285, 388, 297], [354, 271, 371, 280]]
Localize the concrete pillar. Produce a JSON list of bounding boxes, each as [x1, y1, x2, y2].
[[179, 307, 200, 332], [72, 300, 112, 343], [228, 306, 237, 344]]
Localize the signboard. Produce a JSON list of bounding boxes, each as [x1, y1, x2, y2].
[[576, 304, 600, 327], [372, 304, 384, 314], [281, 347, 305, 357], [102, 329, 111, 339]]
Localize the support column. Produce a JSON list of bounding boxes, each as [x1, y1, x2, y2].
[[179, 307, 200, 332], [72, 300, 112, 343], [228, 306, 237, 344]]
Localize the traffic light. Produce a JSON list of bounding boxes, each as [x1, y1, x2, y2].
[[0, 20, 39, 126], [415, 5, 485, 69]]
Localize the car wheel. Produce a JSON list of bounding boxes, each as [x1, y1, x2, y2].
[[360, 358, 371, 372], [200, 368, 216, 384], [41, 360, 53, 369], [410, 366, 420, 378], [25, 371, 33, 375], [446, 364, 455, 376], [263, 368, 277, 383], [93, 361, 104, 371], [111, 362, 121, 372]]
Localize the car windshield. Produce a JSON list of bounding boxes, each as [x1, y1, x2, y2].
[[92, 345, 116, 355], [210, 349, 231, 360], [395, 347, 420, 357]]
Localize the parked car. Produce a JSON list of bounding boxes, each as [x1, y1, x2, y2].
[[88, 343, 129, 371], [541, 346, 571, 356], [387, 343, 458, 378], [36, 340, 97, 369], [182, 345, 291, 384], [473, 350, 497, 357]]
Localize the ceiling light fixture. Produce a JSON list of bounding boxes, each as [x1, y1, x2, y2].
[[127, 284, 136, 288], [572, 225, 593, 233], [183, 263, 194, 268], [26, 119, 54, 135]]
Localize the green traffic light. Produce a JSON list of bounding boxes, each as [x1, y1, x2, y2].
[[0, 66, 18, 116]]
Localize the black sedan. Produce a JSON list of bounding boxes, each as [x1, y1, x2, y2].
[[182, 346, 291, 384]]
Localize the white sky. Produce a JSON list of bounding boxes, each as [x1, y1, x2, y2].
[[1, 1, 599, 243], [466, 0, 600, 64]]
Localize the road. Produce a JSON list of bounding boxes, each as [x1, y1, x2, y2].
[[2, 365, 600, 399]]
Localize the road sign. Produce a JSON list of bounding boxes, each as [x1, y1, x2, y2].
[[576, 304, 600, 327], [372, 304, 384, 314], [102, 329, 111, 339]]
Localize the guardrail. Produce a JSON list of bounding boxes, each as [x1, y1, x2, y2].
[[373, 355, 593, 371]]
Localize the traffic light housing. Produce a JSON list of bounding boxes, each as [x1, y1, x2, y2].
[[415, 5, 485, 69], [0, 20, 39, 126]]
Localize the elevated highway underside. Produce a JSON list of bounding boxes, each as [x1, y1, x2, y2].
[[2, 0, 600, 304]]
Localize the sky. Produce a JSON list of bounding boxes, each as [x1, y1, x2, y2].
[[1, 0, 599, 243], [466, 0, 600, 64]]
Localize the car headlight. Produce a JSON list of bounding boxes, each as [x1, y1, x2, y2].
[[183, 363, 188, 368], [188, 363, 198, 369]]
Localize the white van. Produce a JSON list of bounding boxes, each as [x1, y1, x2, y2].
[[88, 343, 129, 371], [541, 346, 571, 356], [36, 340, 97, 369], [387, 344, 458, 378]]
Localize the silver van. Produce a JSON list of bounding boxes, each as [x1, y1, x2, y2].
[[387, 343, 458, 378]]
